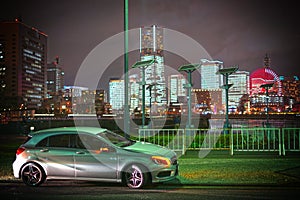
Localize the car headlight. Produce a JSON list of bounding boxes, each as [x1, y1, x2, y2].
[[151, 156, 171, 167]]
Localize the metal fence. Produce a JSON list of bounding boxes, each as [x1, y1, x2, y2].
[[138, 128, 300, 156], [138, 129, 185, 155], [282, 128, 300, 155], [230, 128, 282, 155]]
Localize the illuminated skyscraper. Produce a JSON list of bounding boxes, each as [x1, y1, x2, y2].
[[0, 19, 47, 110], [109, 75, 140, 114], [200, 59, 223, 89], [109, 78, 124, 111], [47, 56, 65, 98], [168, 74, 186, 103], [129, 74, 139, 113], [200, 59, 224, 105], [280, 76, 300, 110], [228, 70, 249, 112], [139, 25, 166, 109]]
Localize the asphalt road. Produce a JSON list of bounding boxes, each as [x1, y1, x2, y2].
[[1, 180, 300, 200]]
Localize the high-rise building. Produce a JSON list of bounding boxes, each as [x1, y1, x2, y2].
[[109, 78, 124, 111], [129, 74, 139, 113], [280, 76, 300, 111], [168, 74, 186, 103], [95, 89, 109, 116], [0, 19, 47, 110], [200, 59, 223, 89], [47, 56, 64, 98], [228, 70, 249, 112], [200, 59, 224, 105], [139, 25, 166, 109]]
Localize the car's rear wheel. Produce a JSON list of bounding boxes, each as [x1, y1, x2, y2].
[[123, 164, 149, 189], [21, 163, 45, 187]]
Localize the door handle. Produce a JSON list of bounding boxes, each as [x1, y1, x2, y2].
[[76, 151, 85, 154], [40, 148, 49, 152]]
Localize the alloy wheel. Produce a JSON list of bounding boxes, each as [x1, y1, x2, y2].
[[21, 163, 45, 186], [125, 165, 145, 189]]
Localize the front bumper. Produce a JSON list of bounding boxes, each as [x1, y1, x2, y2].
[[151, 163, 179, 183]]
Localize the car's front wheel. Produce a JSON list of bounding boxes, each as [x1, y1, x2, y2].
[[20, 162, 45, 187], [123, 164, 149, 189]]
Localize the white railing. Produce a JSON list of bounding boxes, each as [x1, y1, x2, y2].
[[230, 128, 281, 155], [137, 128, 300, 156], [138, 129, 185, 155], [282, 128, 300, 156]]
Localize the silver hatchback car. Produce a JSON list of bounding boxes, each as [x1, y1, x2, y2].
[[13, 127, 178, 189]]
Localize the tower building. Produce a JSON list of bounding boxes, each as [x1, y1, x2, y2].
[[168, 74, 186, 103], [47, 56, 64, 98], [139, 25, 166, 111], [228, 70, 249, 113], [200, 59, 224, 90], [0, 19, 47, 110], [109, 78, 124, 111]]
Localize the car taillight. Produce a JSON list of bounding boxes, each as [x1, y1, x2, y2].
[[16, 147, 25, 155]]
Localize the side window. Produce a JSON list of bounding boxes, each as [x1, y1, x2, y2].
[[36, 134, 71, 148], [76, 134, 107, 150], [49, 134, 70, 148]]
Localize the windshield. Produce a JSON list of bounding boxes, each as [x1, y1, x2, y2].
[[98, 130, 134, 147]]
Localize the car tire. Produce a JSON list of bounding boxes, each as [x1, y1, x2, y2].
[[123, 164, 150, 189], [20, 162, 46, 187]]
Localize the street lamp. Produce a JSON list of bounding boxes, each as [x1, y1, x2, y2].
[[217, 66, 238, 133], [178, 63, 200, 129], [132, 59, 156, 128], [260, 83, 273, 127]]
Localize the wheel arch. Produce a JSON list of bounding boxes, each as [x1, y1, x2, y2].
[[19, 161, 47, 178], [120, 162, 152, 185]]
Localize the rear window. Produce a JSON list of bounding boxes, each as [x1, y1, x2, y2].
[[23, 136, 32, 144]]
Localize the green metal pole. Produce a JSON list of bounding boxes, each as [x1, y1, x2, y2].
[[142, 67, 146, 128], [124, 0, 130, 138], [266, 88, 269, 126], [187, 71, 192, 129], [230, 128, 234, 155], [225, 74, 229, 131]]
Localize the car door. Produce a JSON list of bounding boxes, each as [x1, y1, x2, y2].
[[74, 133, 118, 179], [35, 133, 75, 177]]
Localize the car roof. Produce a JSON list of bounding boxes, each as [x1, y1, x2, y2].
[[29, 126, 107, 137]]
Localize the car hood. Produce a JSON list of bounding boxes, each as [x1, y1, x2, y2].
[[123, 141, 175, 158]]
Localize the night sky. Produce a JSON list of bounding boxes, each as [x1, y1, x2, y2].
[[1, 0, 300, 89]]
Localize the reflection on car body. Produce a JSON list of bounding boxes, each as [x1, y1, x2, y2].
[[13, 126, 178, 189]]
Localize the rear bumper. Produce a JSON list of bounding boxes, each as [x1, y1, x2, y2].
[[12, 159, 22, 178]]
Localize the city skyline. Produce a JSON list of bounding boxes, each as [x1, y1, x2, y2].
[[1, 0, 299, 91], [1, 17, 298, 113]]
